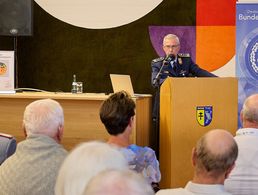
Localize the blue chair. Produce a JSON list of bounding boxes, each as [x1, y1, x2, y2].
[[0, 133, 17, 165]]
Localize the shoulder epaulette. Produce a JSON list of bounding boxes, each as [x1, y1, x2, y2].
[[178, 53, 190, 57], [152, 57, 164, 63]]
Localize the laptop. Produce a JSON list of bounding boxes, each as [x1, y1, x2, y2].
[[110, 74, 134, 96]]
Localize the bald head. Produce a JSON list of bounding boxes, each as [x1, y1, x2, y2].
[[241, 94, 258, 127], [205, 130, 235, 156], [194, 129, 238, 175]]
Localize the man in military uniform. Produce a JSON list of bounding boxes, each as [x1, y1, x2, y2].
[[152, 34, 216, 87], [151, 34, 216, 157]]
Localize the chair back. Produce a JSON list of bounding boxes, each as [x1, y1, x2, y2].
[[0, 133, 17, 165]]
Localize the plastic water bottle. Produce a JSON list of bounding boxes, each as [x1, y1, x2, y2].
[[71, 74, 77, 93]]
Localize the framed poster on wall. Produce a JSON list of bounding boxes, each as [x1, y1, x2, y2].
[[0, 51, 15, 94]]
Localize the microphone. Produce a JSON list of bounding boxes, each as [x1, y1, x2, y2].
[[165, 54, 175, 61], [152, 54, 175, 86], [164, 54, 175, 65]]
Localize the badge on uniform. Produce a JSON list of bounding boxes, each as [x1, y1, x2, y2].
[[178, 58, 182, 65], [196, 106, 213, 127]]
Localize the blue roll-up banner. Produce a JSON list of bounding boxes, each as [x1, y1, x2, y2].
[[236, 2, 258, 127]]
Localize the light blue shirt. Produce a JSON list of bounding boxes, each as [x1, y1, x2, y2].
[[121, 144, 161, 183]]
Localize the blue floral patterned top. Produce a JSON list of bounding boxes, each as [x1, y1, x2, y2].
[[121, 144, 161, 183]]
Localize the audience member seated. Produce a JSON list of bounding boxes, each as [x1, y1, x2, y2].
[[225, 94, 258, 194], [99, 91, 161, 191], [0, 133, 16, 165], [55, 141, 129, 195], [83, 169, 155, 195], [157, 129, 238, 195], [0, 99, 68, 195]]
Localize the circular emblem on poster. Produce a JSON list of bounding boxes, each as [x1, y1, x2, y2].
[[245, 35, 258, 78], [238, 27, 258, 81], [0, 62, 7, 75]]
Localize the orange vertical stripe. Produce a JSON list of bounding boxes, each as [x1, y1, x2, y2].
[[196, 26, 235, 71]]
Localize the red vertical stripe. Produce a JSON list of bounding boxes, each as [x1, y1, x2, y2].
[[197, 0, 236, 26]]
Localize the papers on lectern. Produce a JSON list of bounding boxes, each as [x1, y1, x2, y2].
[[0, 51, 15, 94]]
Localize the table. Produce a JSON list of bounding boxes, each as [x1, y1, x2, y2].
[[0, 92, 152, 150]]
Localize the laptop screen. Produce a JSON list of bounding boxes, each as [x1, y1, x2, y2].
[[110, 74, 134, 96]]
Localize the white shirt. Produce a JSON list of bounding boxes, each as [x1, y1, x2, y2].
[[157, 181, 231, 195], [169, 58, 177, 69], [225, 128, 258, 195]]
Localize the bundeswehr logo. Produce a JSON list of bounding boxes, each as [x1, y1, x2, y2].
[[196, 106, 213, 127]]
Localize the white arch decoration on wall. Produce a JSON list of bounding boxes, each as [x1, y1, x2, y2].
[[34, 0, 163, 29]]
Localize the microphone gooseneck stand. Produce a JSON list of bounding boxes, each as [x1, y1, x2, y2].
[[152, 58, 169, 159], [152, 59, 168, 87]]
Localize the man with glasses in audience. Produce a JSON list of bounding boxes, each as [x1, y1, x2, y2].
[[151, 34, 216, 156]]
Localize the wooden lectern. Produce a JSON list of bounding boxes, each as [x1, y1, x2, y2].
[[159, 77, 238, 188]]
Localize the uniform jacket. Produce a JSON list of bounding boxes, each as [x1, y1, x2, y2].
[[151, 53, 217, 87]]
